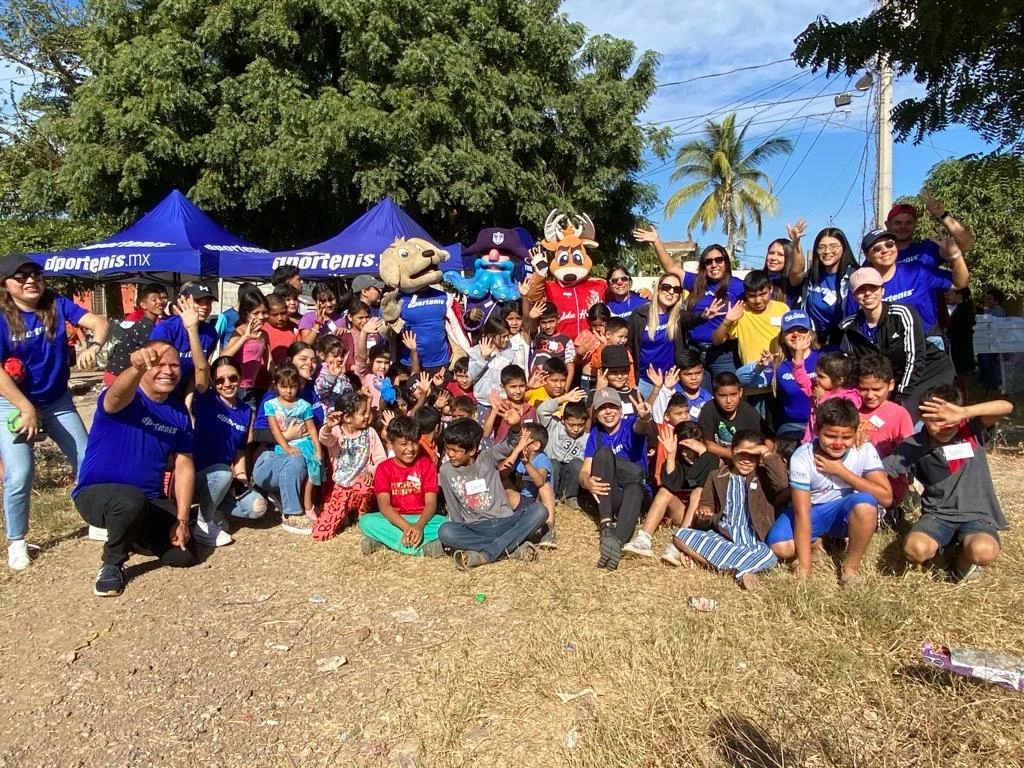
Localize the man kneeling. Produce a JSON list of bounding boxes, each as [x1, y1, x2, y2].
[[73, 342, 198, 597], [437, 418, 546, 570]]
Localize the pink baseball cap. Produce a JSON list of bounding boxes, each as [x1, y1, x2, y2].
[[849, 267, 884, 293]]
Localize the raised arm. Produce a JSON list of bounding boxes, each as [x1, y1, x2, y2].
[[633, 227, 682, 280]]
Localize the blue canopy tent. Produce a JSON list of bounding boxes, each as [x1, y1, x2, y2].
[[38, 189, 268, 282], [217, 197, 462, 280]]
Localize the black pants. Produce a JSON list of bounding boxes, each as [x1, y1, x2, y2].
[[551, 457, 583, 498], [74, 483, 182, 566], [591, 446, 645, 545]]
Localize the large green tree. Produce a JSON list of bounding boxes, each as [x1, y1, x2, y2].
[[908, 155, 1024, 300], [5, 0, 666, 257], [663, 112, 792, 259], [793, 2, 1024, 152]]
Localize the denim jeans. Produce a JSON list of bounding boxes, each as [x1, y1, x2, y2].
[[252, 449, 307, 515], [193, 464, 268, 523], [437, 500, 547, 563], [0, 392, 89, 541]]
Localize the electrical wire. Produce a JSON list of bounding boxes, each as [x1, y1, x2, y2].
[[655, 57, 794, 89]]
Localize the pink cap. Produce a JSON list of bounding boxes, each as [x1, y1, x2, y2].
[[850, 267, 884, 293]]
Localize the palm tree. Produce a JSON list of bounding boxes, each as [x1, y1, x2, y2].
[[664, 112, 793, 259]]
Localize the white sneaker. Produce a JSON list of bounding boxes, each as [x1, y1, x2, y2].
[[193, 519, 234, 547], [7, 540, 30, 571], [622, 535, 654, 557], [660, 543, 682, 567], [87, 525, 108, 542]]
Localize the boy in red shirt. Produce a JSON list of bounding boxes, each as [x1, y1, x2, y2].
[[359, 416, 445, 556], [854, 354, 915, 459], [263, 295, 298, 367]]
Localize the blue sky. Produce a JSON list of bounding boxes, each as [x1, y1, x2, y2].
[[562, 0, 992, 267]]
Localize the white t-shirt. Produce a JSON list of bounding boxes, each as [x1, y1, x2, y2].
[[789, 441, 883, 505]]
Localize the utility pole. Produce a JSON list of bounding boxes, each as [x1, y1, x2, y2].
[[874, 4, 894, 226]]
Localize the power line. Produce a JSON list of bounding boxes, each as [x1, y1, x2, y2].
[[651, 87, 853, 127], [655, 57, 794, 89]]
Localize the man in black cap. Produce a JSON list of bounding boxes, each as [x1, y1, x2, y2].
[[149, 285, 217, 395]]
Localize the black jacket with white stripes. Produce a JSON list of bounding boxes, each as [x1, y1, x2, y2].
[[839, 301, 953, 407]]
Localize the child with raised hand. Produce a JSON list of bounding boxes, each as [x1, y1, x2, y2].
[[340, 300, 381, 371], [360, 415, 445, 557], [483, 365, 537, 442], [264, 364, 324, 530], [795, 350, 862, 443], [436, 418, 547, 570], [574, 303, 612, 388], [589, 316, 635, 388], [503, 302, 531, 373], [468, 315, 517, 418], [221, 291, 271, 407], [672, 429, 787, 591], [885, 385, 1012, 582], [314, 391, 386, 541], [525, 357, 569, 407], [314, 334, 352, 408], [537, 389, 589, 506], [445, 357, 473, 400], [623, 421, 719, 563], [531, 303, 576, 384], [766, 398, 893, 585], [500, 421, 558, 548]]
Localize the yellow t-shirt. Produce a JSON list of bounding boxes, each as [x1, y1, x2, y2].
[[728, 300, 790, 364], [526, 387, 551, 408]]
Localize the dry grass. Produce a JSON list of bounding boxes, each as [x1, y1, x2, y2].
[[2, 420, 1024, 765]]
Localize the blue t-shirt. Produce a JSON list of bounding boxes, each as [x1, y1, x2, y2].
[[804, 271, 846, 336], [0, 295, 86, 405], [682, 273, 744, 344], [766, 270, 801, 307], [192, 387, 252, 471], [897, 240, 940, 269], [638, 312, 675, 382], [149, 316, 217, 392], [215, 307, 239, 351], [683, 388, 714, 421], [584, 420, 648, 469], [776, 351, 818, 425], [253, 383, 323, 433], [516, 451, 554, 499], [73, 388, 193, 499], [880, 263, 952, 332], [607, 292, 648, 319], [398, 288, 450, 369]]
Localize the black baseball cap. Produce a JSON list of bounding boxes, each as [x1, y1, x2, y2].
[[0, 253, 43, 280], [600, 344, 630, 369], [181, 284, 217, 302]]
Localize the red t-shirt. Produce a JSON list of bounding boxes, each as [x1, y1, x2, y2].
[[858, 400, 915, 459], [263, 322, 298, 366], [493, 404, 538, 443], [373, 454, 439, 515]]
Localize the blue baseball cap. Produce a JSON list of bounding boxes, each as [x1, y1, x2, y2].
[[860, 227, 896, 253], [781, 309, 810, 332]]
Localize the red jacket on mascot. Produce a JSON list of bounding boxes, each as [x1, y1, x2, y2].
[[523, 210, 606, 339]]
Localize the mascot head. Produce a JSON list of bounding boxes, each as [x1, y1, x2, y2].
[[378, 237, 449, 293], [463, 227, 530, 269], [539, 210, 597, 286]]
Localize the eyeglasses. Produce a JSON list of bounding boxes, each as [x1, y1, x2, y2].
[[703, 256, 727, 266], [815, 244, 843, 254], [659, 284, 683, 294], [215, 374, 240, 385], [609, 276, 630, 284], [868, 239, 896, 255], [9, 270, 43, 283]]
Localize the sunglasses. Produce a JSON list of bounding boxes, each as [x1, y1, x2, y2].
[[9, 270, 43, 283], [215, 374, 240, 385], [659, 284, 683, 294], [815, 244, 843, 254], [868, 239, 896, 255], [609, 276, 630, 284], [703, 256, 727, 266]]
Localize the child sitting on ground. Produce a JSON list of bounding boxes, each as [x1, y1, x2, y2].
[[885, 385, 1012, 582], [766, 398, 893, 584], [500, 422, 558, 548], [436, 418, 547, 570], [697, 372, 771, 461], [314, 392, 386, 541], [525, 357, 569, 407], [413, 404, 443, 467], [360, 415, 445, 557], [672, 429, 788, 591], [468, 315, 517, 418], [484, 365, 537, 442], [623, 421, 719, 563], [794, 350, 862, 443], [537, 391, 589, 507]]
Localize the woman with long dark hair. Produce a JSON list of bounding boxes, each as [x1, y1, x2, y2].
[[761, 219, 806, 305], [799, 227, 860, 348], [0, 254, 110, 570], [604, 264, 649, 318]]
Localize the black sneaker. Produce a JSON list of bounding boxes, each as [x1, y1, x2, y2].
[[93, 563, 126, 597], [596, 527, 621, 571], [161, 547, 197, 568]]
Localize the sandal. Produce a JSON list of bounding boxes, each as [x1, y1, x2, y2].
[[949, 563, 984, 584], [453, 550, 487, 572]]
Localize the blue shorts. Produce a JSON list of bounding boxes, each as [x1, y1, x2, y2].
[[766, 492, 879, 545], [910, 515, 1000, 549]]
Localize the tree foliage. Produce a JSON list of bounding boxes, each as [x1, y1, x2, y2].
[[793, 2, 1024, 152], [663, 112, 792, 260], [912, 155, 1024, 299], [3, 0, 667, 260]]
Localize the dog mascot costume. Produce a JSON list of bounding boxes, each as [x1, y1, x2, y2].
[[443, 227, 528, 335], [379, 237, 471, 369], [523, 210, 606, 338]]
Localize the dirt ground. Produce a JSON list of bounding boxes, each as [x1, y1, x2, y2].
[[1, 384, 1024, 767]]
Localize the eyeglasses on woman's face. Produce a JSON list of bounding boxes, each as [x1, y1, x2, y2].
[[816, 244, 843, 254]]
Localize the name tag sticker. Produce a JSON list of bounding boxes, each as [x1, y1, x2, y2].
[[464, 478, 488, 496], [943, 442, 975, 461], [770, 316, 782, 326], [689, 405, 702, 420], [869, 414, 885, 428]]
